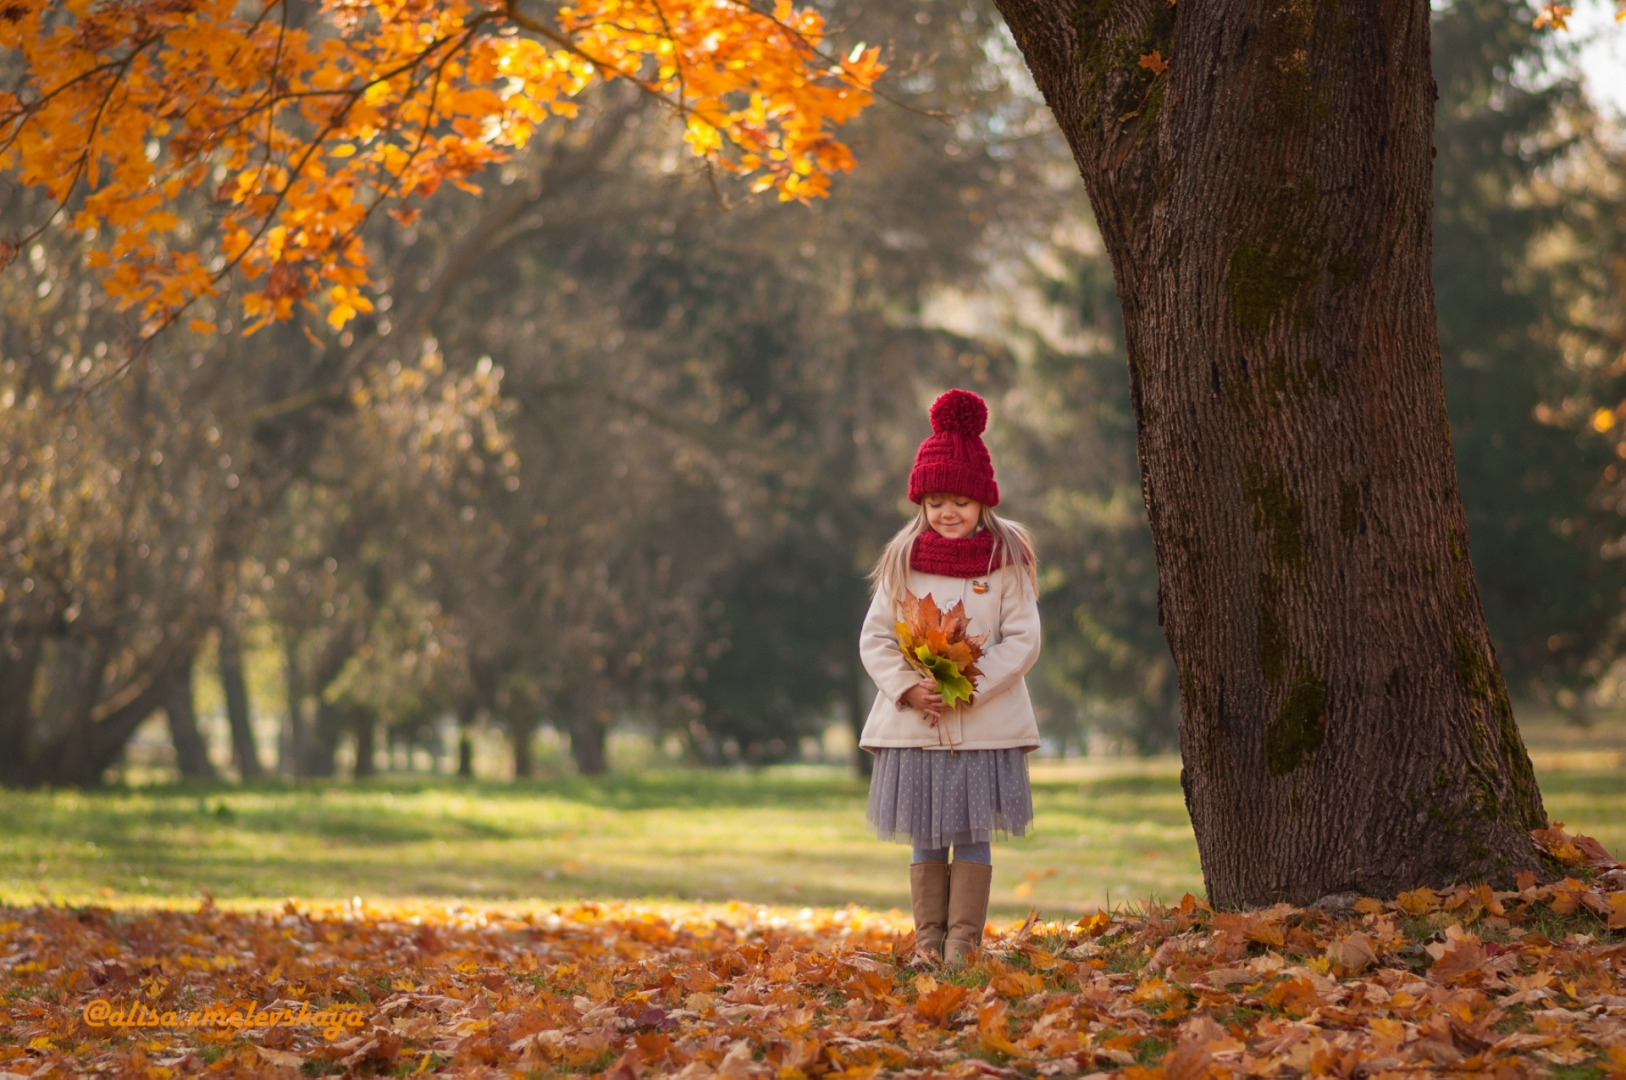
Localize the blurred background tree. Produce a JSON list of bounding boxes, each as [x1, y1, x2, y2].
[[3, 0, 1625, 783], [1431, 0, 1626, 712]]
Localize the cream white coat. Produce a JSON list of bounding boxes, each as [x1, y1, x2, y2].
[[858, 563, 1041, 752]]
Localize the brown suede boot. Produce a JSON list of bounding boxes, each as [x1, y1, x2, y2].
[[943, 860, 993, 968], [909, 861, 950, 965]]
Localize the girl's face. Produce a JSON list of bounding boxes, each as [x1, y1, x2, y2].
[[923, 493, 983, 538]]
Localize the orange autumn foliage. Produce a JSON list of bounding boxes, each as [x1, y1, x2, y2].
[[2, 831, 1625, 1080], [894, 590, 986, 710], [1530, 1, 1626, 30], [0, 0, 883, 336]]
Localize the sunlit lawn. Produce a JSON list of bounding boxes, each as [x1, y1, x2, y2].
[[1, 744, 1619, 918]]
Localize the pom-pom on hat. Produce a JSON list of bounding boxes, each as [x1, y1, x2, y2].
[[908, 388, 1000, 507]]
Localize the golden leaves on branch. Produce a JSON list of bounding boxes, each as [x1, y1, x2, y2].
[[1534, 2, 1574, 30], [0, 0, 882, 338], [1533, 1, 1626, 31]]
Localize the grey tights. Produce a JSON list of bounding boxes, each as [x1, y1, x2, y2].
[[911, 841, 991, 864]]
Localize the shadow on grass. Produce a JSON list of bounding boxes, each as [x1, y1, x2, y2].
[[0, 769, 917, 908], [2, 770, 872, 842], [4, 764, 1612, 914]]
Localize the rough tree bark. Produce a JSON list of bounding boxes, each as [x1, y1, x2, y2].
[[992, 0, 1546, 905]]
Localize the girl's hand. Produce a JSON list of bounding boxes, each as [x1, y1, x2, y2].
[[902, 680, 945, 721]]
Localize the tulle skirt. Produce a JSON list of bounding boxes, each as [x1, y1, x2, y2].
[[866, 747, 1034, 850]]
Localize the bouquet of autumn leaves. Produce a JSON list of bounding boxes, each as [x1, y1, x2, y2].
[[896, 591, 987, 713]]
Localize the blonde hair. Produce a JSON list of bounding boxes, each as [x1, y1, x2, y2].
[[869, 501, 1038, 611]]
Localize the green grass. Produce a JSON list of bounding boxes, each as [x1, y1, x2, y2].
[[1, 750, 1618, 918], [0, 761, 1194, 918], [1539, 766, 1626, 849]]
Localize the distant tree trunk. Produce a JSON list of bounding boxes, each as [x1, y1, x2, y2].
[[507, 708, 537, 780], [303, 700, 344, 777], [992, 0, 1546, 904], [217, 622, 263, 781], [456, 700, 476, 778], [0, 636, 41, 785], [165, 664, 218, 780], [297, 620, 367, 778], [847, 666, 873, 779], [50, 635, 113, 782], [282, 640, 305, 777], [33, 634, 201, 786], [1130, 695, 1179, 756], [568, 709, 609, 776], [353, 710, 377, 778]]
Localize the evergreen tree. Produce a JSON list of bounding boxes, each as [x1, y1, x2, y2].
[[1433, 0, 1623, 701]]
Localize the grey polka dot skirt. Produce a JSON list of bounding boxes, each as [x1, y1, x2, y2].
[[866, 747, 1034, 849]]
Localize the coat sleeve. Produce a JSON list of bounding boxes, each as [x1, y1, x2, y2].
[[970, 569, 1041, 703], [859, 590, 923, 709]]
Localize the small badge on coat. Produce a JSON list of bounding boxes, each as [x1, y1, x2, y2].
[[971, 579, 990, 594]]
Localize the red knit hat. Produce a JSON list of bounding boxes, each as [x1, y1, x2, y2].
[[908, 389, 1000, 507]]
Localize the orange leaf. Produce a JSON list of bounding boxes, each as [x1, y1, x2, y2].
[[914, 981, 968, 1024], [1075, 911, 1112, 936], [1396, 886, 1439, 915], [1609, 893, 1626, 930], [977, 999, 1020, 1055], [1424, 925, 1487, 985], [1262, 976, 1319, 1016], [989, 968, 1045, 997], [1325, 931, 1377, 975]]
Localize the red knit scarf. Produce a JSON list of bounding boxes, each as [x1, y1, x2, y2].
[[910, 530, 1005, 579]]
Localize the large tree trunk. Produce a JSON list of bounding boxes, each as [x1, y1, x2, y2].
[[993, 0, 1546, 905], [217, 621, 263, 781], [165, 664, 218, 781]]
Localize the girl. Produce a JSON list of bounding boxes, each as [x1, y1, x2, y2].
[[860, 388, 1041, 967]]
